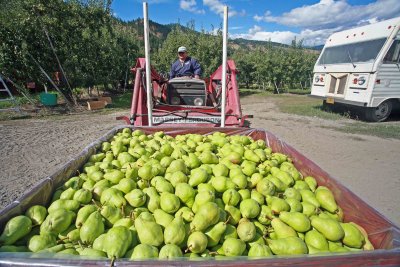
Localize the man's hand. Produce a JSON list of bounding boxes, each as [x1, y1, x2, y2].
[[194, 75, 200, 79]]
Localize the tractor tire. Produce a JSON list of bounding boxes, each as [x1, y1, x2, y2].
[[364, 100, 393, 122]]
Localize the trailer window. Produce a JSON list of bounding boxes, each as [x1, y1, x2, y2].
[[383, 40, 400, 63], [318, 38, 387, 65]]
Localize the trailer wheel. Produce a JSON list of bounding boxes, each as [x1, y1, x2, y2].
[[365, 100, 393, 122]]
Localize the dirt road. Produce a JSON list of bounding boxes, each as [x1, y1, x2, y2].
[[0, 94, 399, 226]]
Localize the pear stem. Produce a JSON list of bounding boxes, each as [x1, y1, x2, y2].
[[110, 256, 115, 267]]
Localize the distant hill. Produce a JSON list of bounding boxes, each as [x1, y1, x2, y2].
[[123, 18, 319, 53]]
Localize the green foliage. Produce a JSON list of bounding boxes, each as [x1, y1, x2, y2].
[[153, 24, 223, 77], [231, 44, 318, 90], [0, 1, 317, 95], [0, 0, 139, 97]]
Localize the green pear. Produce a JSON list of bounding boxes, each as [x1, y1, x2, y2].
[[100, 188, 126, 208], [293, 180, 311, 191], [25, 205, 47, 226], [146, 193, 161, 213], [80, 211, 104, 244], [231, 173, 248, 189], [328, 241, 350, 253], [271, 167, 294, 187], [112, 178, 137, 194], [188, 168, 209, 187], [104, 169, 125, 184], [131, 244, 159, 259], [311, 216, 344, 241], [160, 192, 180, 214], [164, 217, 186, 245], [175, 207, 195, 222], [299, 190, 320, 208], [304, 176, 317, 192], [222, 238, 246, 256], [267, 175, 287, 192], [222, 189, 241, 206], [125, 189, 147, 207], [283, 188, 301, 201], [153, 209, 174, 228], [175, 183, 196, 208], [48, 199, 80, 213], [187, 231, 208, 254], [267, 236, 308, 255], [241, 160, 257, 176], [103, 226, 132, 259], [220, 224, 238, 242], [159, 244, 183, 259], [270, 218, 297, 239], [341, 223, 365, 249], [279, 211, 311, 232], [266, 196, 290, 214], [285, 198, 303, 212], [257, 205, 274, 225], [0, 215, 32, 245], [256, 178, 276, 197], [92, 233, 107, 252], [240, 199, 260, 218], [205, 222, 227, 247], [191, 202, 220, 231], [237, 219, 256, 242], [78, 247, 107, 258], [100, 205, 123, 227], [301, 201, 318, 217], [251, 190, 265, 205], [73, 189, 92, 204], [212, 164, 229, 177], [168, 171, 188, 187], [224, 205, 242, 225], [28, 233, 57, 252], [135, 216, 164, 247], [114, 218, 134, 228], [210, 176, 230, 193], [248, 243, 272, 257], [60, 187, 77, 200], [315, 186, 338, 213], [249, 173, 263, 188], [40, 209, 75, 235], [198, 151, 219, 164], [305, 229, 329, 251], [244, 150, 261, 163]]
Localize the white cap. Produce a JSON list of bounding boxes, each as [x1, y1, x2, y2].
[[178, 46, 187, 53]]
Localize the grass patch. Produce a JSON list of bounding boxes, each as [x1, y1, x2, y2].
[[109, 91, 132, 109], [271, 94, 346, 120], [287, 88, 311, 95], [239, 88, 272, 97], [338, 122, 400, 139]]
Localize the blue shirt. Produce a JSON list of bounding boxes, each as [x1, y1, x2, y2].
[[170, 57, 202, 79]]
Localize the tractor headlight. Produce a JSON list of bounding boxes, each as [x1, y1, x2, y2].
[[194, 97, 204, 106], [171, 96, 180, 105]]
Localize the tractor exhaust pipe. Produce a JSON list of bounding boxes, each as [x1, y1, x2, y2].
[[221, 6, 228, 127], [143, 2, 153, 126]]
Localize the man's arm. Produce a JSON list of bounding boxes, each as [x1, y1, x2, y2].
[[191, 58, 202, 79], [169, 62, 177, 79]]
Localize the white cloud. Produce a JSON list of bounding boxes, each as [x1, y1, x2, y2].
[[254, 0, 400, 30], [180, 0, 205, 14], [203, 0, 245, 17], [230, 25, 341, 46]]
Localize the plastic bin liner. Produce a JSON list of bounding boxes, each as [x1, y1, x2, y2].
[[1, 126, 399, 266]]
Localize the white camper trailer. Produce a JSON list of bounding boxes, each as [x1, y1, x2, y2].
[[310, 17, 400, 121]]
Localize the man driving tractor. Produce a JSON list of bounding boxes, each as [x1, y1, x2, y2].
[[169, 46, 202, 79]]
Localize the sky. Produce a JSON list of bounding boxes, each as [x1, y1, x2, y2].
[[111, 0, 400, 46]]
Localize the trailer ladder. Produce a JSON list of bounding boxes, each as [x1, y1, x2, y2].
[[0, 75, 20, 113]]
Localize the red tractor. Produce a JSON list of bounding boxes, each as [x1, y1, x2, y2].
[[117, 58, 252, 127]]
